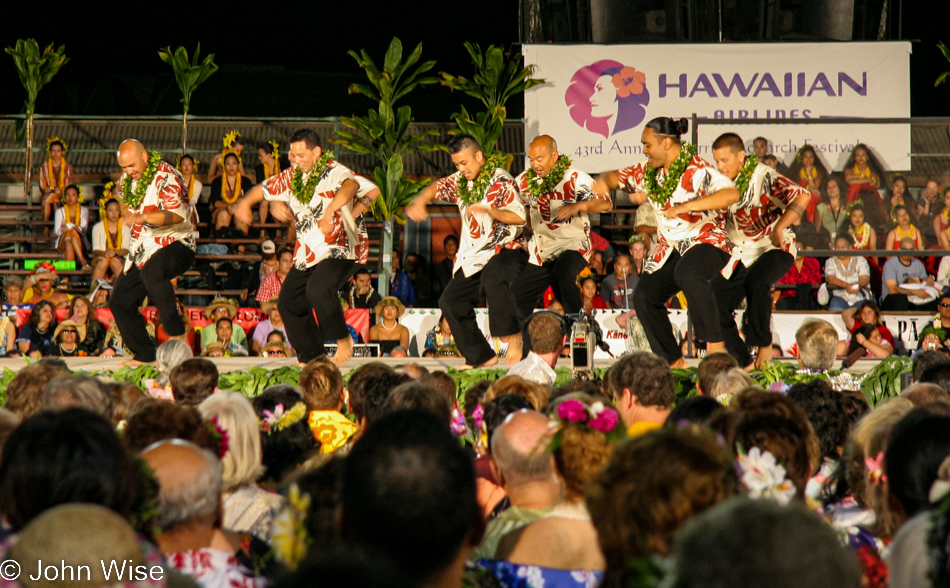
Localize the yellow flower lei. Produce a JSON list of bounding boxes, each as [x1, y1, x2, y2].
[[271, 483, 311, 570], [853, 164, 877, 186], [220, 172, 243, 204], [850, 223, 870, 249], [106, 220, 122, 252], [46, 159, 66, 192], [799, 167, 817, 181], [895, 224, 916, 240]]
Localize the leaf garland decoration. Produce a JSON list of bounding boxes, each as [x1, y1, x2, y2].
[[733, 153, 758, 197], [290, 151, 335, 206], [121, 151, 164, 210], [457, 154, 506, 207], [643, 143, 697, 206], [525, 154, 572, 200]]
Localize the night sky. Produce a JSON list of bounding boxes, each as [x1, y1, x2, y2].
[[1, 1, 948, 120]]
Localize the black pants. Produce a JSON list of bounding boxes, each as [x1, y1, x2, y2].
[[439, 250, 524, 365], [633, 244, 730, 362], [513, 250, 588, 319], [110, 242, 194, 362], [279, 258, 360, 363], [712, 262, 751, 367], [881, 293, 938, 312], [743, 250, 794, 347]]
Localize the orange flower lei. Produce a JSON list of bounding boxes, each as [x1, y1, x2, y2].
[[46, 159, 66, 192]]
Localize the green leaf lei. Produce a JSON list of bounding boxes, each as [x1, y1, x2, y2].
[[733, 153, 758, 197], [290, 151, 335, 205], [457, 154, 506, 207], [525, 154, 572, 200], [643, 143, 697, 206], [121, 151, 164, 210]]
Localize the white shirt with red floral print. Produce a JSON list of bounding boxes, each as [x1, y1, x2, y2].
[[120, 161, 195, 271], [262, 162, 376, 269], [515, 166, 608, 266], [435, 169, 526, 278], [167, 548, 267, 588], [618, 155, 736, 274], [728, 164, 810, 267]]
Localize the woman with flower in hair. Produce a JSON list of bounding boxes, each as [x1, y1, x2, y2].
[[206, 130, 246, 182], [886, 175, 917, 223], [787, 145, 826, 222], [90, 196, 129, 284], [252, 386, 319, 491], [884, 205, 923, 251], [565, 62, 650, 139], [578, 272, 608, 314], [486, 394, 626, 585], [39, 138, 74, 230], [843, 143, 886, 203], [209, 152, 253, 235], [53, 184, 90, 268]]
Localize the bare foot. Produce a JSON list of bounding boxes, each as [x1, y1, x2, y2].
[[479, 356, 499, 368], [118, 358, 155, 367], [669, 357, 689, 369], [505, 334, 523, 366], [332, 336, 354, 367]]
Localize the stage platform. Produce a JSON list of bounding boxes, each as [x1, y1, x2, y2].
[[0, 355, 886, 376]]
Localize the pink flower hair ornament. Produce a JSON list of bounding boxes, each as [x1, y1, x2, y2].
[[547, 398, 626, 452]]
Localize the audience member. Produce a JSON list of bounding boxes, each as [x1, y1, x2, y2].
[[825, 233, 872, 311], [47, 319, 90, 357], [369, 296, 410, 355], [256, 248, 292, 305], [507, 312, 564, 385], [382, 381, 453, 423], [252, 297, 290, 355], [41, 374, 115, 418], [600, 252, 637, 310], [361, 371, 412, 429], [709, 368, 753, 405], [298, 356, 358, 454], [69, 295, 107, 353], [200, 297, 248, 351], [252, 385, 318, 489], [880, 237, 938, 311], [606, 352, 674, 436], [170, 358, 220, 406], [404, 252, 433, 308], [695, 352, 738, 396], [483, 375, 549, 412], [663, 395, 724, 426], [16, 300, 58, 358], [4, 360, 69, 420], [209, 317, 249, 357], [53, 184, 90, 268], [432, 235, 460, 303]]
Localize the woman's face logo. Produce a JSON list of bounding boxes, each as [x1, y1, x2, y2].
[[566, 60, 651, 139]]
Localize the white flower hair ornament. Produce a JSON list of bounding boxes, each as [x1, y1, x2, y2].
[[735, 446, 797, 505]]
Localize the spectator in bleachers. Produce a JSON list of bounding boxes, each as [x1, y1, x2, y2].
[[839, 203, 877, 253], [404, 252, 432, 308], [880, 237, 938, 311], [885, 205, 923, 250], [887, 175, 917, 225], [774, 243, 821, 310], [176, 154, 202, 207], [369, 296, 410, 356], [2, 276, 24, 317], [347, 268, 381, 322], [54, 184, 90, 269], [579, 272, 608, 314], [47, 320, 89, 357], [424, 314, 459, 357], [16, 300, 58, 358], [918, 177, 941, 236], [90, 198, 129, 284], [210, 317, 249, 357], [209, 152, 253, 235], [630, 237, 647, 274], [23, 263, 69, 308], [843, 143, 886, 203], [200, 297, 247, 351], [936, 187, 950, 249], [255, 141, 284, 238], [752, 136, 791, 175], [89, 278, 112, 309], [842, 323, 894, 367], [432, 234, 459, 303], [0, 311, 15, 357], [761, 154, 778, 169], [633, 204, 658, 253], [39, 137, 73, 231], [261, 340, 291, 358], [251, 297, 290, 356], [69, 295, 106, 354], [385, 250, 416, 307], [206, 129, 246, 182], [841, 300, 895, 350], [601, 252, 636, 309], [815, 175, 846, 240], [826, 235, 872, 312], [788, 145, 826, 222], [256, 247, 292, 304]]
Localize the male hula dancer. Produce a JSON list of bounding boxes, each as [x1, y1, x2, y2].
[[230, 128, 378, 367], [406, 135, 526, 368], [112, 140, 196, 366], [711, 132, 811, 368], [593, 117, 739, 368], [507, 134, 613, 358]]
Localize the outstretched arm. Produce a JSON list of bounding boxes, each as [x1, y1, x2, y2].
[[406, 182, 440, 222], [229, 184, 266, 226], [664, 187, 739, 219]]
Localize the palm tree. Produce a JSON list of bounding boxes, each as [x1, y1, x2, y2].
[[332, 37, 441, 297], [158, 44, 219, 154], [5, 39, 69, 201], [440, 42, 544, 158], [937, 41, 950, 87]]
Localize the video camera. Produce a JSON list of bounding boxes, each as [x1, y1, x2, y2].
[[566, 312, 610, 381]]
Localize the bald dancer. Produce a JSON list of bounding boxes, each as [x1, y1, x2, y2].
[[111, 140, 195, 365], [507, 135, 612, 358]]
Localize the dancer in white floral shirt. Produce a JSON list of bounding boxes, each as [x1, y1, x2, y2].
[[406, 135, 526, 367], [594, 117, 739, 367], [231, 129, 377, 367], [112, 140, 195, 365]]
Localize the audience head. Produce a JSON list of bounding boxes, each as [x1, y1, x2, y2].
[[885, 410, 950, 519], [362, 371, 413, 428], [490, 409, 556, 489], [788, 379, 849, 461], [5, 361, 70, 420], [252, 385, 317, 484], [141, 439, 222, 534], [382, 381, 452, 424], [299, 356, 344, 411], [795, 319, 839, 371], [346, 362, 393, 423], [606, 352, 675, 427], [912, 352, 948, 383], [169, 358, 219, 407], [155, 338, 193, 388], [527, 312, 565, 356], [483, 394, 534, 449], [920, 361, 950, 393], [664, 396, 724, 427], [122, 400, 222, 455], [733, 413, 811, 501], [668, 498, 861, 588], [709, 368, 753, 404], [198, 392, 264, 492], [41, 374, 115, 419], [341, 410, 481, 585], [548, 394, 625, 500], [696, 352, 738, 396], [0, 408, 146, 532], [483, 375, 549, 411]]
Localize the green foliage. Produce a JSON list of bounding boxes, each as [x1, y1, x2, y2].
[[217, 366, 300, 398], [440, 42, 545, 156], [5, 39, 68, 143], [112, 364, 158, 389], [158, 44, 218, 113], [859, 355, 912, 407], [937, 42, 950, 87]]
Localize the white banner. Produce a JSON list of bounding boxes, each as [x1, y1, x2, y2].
[[523, 42, 911, 173]]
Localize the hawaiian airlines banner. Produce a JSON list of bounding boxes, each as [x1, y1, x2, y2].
[[523, 42, 911, 173]]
